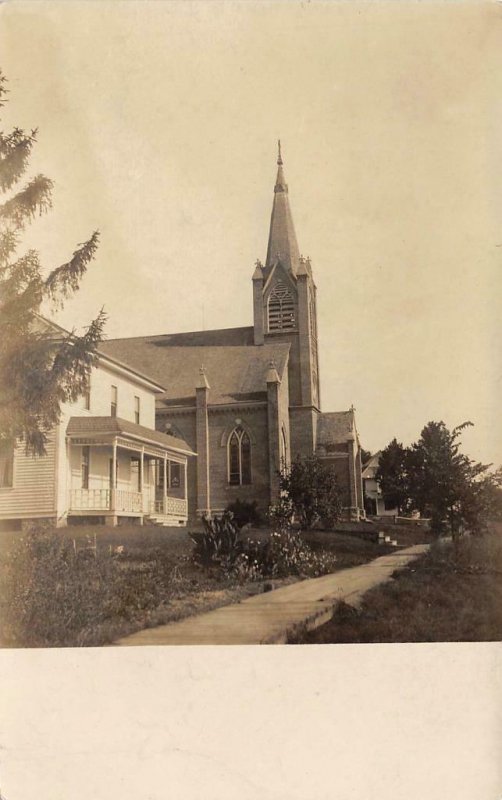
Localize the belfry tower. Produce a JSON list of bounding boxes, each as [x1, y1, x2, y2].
[[252, 142, 321, 457]]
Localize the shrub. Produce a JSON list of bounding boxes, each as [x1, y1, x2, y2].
[[188, 512, 240, 566], [243, 530, 337, 580], [225, 499, 262, 529], [189, 513, 337, 582], [279, 455, 344, 529]]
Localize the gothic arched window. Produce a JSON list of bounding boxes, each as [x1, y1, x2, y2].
[[268, 281, 296, 331], [280, 427, 288, 469], [228, 426, 252, 485]]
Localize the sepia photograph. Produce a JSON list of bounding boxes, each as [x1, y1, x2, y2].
[[0, 0, 501, 652]]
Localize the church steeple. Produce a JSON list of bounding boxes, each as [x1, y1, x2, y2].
[[265, 141, 301, 276]]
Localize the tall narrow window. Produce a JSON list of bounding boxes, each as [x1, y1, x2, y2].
[[134, 396, 140, 425], [280, 428, 288, 468], [111, 385, 118, 417], [0, 439, 14, 488], [83, 380, 91, 411], [81, 446, 90, 490], [228, 426, 252, 486], [268, 281, 296, 331]]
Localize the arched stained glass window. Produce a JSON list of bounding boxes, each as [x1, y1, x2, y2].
[[268, 281, 296, 331], [228, 426, 252, 485], [280, 427, 288, 468]]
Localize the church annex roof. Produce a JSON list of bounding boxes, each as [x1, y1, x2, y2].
[[316, 410, 357, 452], [100, 326, 291, 407]]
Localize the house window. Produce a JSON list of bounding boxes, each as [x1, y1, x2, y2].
[[83, 380, 91, 411], [109, 458, 118, 488], [0, 439, 14, 488], [81, 446, 90, 490], [228, 426, 252, 486], [134, 396, 140, 425], [268, 281, 296, 331], [111, 385, 118, 418]]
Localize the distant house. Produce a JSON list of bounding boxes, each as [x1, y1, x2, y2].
[[0, 319, 195, 529], [362, 451, 398, 517]]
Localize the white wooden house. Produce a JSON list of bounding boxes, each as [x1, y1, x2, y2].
[[0, 320, 195, 528], [361, 451, 397, 518]]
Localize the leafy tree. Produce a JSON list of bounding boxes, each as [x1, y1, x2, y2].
[[375, 438, 410, 514], [278, 454, 344, 529], [0, 70, 105, 455], [406, 421, 492, 537]]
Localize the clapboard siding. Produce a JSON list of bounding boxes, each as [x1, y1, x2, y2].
[[0, 430, 57, 518]]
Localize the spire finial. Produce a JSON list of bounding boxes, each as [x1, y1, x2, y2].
[[277, 139, 283, 166]]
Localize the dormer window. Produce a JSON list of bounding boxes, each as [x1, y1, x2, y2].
[[268, 281, 296, 331]]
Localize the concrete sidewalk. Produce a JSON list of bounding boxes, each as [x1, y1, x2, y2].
[[114, 544, 429, 646]]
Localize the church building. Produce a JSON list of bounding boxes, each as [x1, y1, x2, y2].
[[102, 145, 364, 522]]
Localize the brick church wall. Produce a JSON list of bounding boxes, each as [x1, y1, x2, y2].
[[207, 406, 271, 514]]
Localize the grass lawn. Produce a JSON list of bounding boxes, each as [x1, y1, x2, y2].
[[291, 530, 502, 643], [0, 521, 413, 648]]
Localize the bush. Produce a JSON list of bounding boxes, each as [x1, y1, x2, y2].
[[242, 530, 337, 580], [279, 455, 344, 529], [225, 499, 262, 529], [189, 513, 337, 583], [189, 512, 240, 566]]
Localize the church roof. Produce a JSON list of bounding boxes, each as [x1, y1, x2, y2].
[[264, 141, 301, 277], [316, 411, 357, 452], [100, 327, 291, 407]]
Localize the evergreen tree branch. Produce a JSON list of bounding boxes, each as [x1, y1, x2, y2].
[[44, 231, 100, 304]]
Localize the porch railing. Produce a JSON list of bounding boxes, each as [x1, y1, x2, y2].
[[114, 490, 143, 513], [70, 488, 142, 514], [150, 497, 188, 518], [70, 488, 111, 511]]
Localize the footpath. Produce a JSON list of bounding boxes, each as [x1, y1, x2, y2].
[[114, 544, 429, 646]]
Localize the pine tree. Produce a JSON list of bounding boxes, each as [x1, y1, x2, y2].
[[0, 70, 105, 455], [375, 438, 410, 514]]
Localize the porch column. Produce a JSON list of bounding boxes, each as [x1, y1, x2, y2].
[[195, 367, 211, 517], [183, 459, 188, 519], [111, 438, 118, 526], [140, 447, 145, 521], [163, 454, 167, 515]]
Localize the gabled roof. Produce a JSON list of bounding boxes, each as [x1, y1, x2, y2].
[[100, 328, 291, 407], [66, 416, 195, 455], [362, 451, 382, 479], [316, 410, 356, 453], [264, 143, 301, 278], [33, 314, 166, 392]]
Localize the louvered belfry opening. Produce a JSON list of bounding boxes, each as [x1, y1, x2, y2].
[[267, 281, 296, 332]]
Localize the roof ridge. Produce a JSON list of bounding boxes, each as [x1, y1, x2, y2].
[[105, 325, 254, 343]]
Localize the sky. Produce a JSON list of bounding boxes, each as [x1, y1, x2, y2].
[[1, 0, 501, 465]]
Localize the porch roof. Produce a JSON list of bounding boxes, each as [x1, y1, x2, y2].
[[66, 416, 195, 456]]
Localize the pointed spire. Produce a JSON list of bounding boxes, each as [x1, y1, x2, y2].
[[266, 141, 301, 275], [266, 359, 281, 385], [196, 364, 210, 390]]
